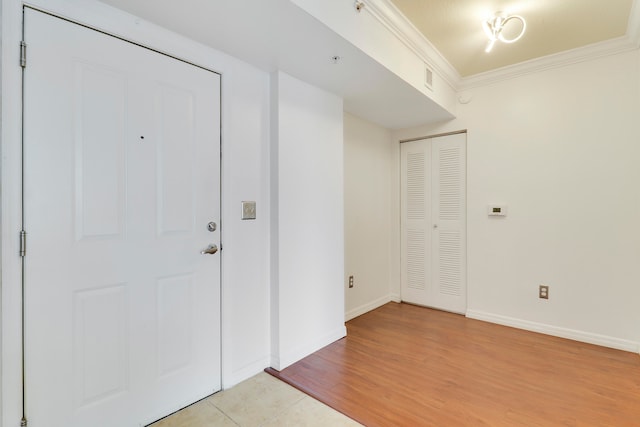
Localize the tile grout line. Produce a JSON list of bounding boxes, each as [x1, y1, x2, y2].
[[205, 377, 307, 427], [257, 393, 308, 427], [204, 398, 241, 426]]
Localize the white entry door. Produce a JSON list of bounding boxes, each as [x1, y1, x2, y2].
[[400, 133, 466, 313], [23, 9, 221, 427]]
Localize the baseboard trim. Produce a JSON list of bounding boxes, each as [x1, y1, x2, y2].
[[271, 325, 347, 370], [466, 310, 640, 354], [345, 294, 396, 321], [223, 356, 271, 389]]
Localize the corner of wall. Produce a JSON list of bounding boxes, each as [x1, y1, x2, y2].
[[388, 132, 402, 300], [268, 71, 281, 369], [344, 113, 400, 319], [345, 295, 395, 321], [269, 71, 346, 371], [274, 325, 347, 371], [223, 356, 272, 390]]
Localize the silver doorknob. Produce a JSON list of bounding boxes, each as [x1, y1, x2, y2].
[[201, 244, 218, 255]]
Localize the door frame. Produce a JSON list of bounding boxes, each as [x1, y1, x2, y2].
[[1, 2, 227, 425]]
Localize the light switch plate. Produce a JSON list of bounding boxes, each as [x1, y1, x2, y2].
[[241, 201, 256, 220]]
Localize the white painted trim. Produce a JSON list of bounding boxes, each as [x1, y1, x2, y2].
[[2, 1, 29, 425], [362, 0, 640, 93], [20, 0, 236, 72], [364, 0, 460, 90], [223, 356, 271, 390], [460, 36, 638, 90], [345, 294, 395, 321], [390, 293, 402, 303], [272, 326, 346, 371], [466, 310, 640, 354]]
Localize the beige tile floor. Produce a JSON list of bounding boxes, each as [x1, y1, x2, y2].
[[149, 372, 363, 427]]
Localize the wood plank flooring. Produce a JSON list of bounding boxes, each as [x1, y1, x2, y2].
[[267, 302, 640, 427]]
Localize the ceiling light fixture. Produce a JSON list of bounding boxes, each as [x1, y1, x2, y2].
[[483, 12, 526, 53]]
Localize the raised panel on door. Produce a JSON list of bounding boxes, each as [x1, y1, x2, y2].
[[23, 9, 221, 427]]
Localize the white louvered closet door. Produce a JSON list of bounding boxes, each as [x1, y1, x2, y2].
[[401, 133, 466, 314], [400, 140, 432, 305]]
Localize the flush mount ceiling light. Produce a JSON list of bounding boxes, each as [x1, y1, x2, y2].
[[483, 12, 526, 53]]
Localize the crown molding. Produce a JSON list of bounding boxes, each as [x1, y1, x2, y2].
[[361, 0, 639, 92], [363, 0, 460, 90], [459, 36, 638, 90]]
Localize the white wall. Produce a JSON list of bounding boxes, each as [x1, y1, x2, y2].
[[270, 71, 346, 370], [220, 63, 271, 386], [291, 0, 458, 117], [393, 50, 640, 352], [343, 113, 398, 320], [1, 1, 272, 424]]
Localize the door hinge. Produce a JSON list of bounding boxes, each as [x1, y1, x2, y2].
[[20, 41, 27, 68], [19, 230, 27, 257]]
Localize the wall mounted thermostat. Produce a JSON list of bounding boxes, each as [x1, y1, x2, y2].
[[487, 204, 507, 217]]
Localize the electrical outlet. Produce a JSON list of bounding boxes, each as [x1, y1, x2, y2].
[[539, 285, 549, 299], [348, 275, 354, 288]]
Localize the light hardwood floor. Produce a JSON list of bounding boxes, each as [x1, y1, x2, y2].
[[268, 302, 640, 426]]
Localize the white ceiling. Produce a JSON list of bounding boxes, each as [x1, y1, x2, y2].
[[97, 0, 638, 129], [97, 0, 454, 129], [390, 0, 635, 77]]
